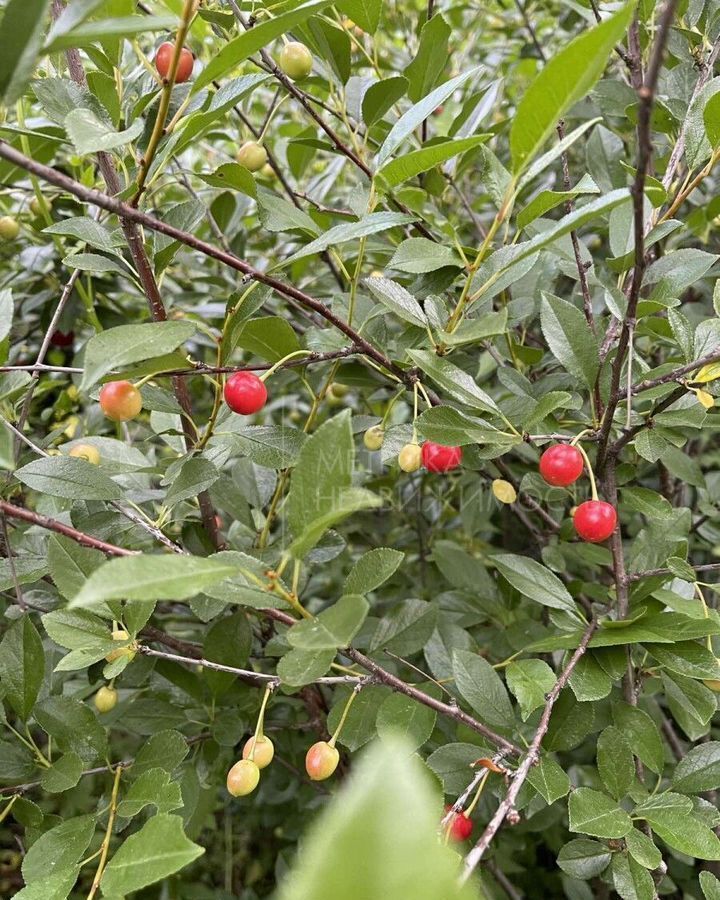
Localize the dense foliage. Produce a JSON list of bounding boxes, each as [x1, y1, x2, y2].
[[2, 0, 720, 897]]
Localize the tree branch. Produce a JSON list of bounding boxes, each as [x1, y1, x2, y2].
[[460, 618, 598, 882]]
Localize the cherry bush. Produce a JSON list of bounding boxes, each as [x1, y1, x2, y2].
[[1, 0, 720, 898]]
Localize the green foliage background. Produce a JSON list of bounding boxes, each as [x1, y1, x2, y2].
[[1, 0, 720, 898]]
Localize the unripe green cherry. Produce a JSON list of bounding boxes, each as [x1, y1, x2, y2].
[[242, 734, 275, 769], [94, 685, 117, 713], [279, 41, 313, 81], [237, 141, 268, 172], [69, 443, 100, 465], [30, 196, 52, 216], [227, 758, 260, 796], [305, 740, 339, 781], [328, 382, 349, 399], [0, 217, 19, 240], [363, 425, 385, 451], [398, 443, 422, 473]]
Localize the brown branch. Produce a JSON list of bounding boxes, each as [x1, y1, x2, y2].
[[460, 617, 598, 881], [596, 0, 680, 473], [0, 141, 410, 386], [261, 607, 521, 755], [0, 500, 138, 556], [51, 0, 221, 550]]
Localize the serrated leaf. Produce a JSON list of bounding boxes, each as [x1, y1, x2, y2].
[[365, 276, 428, 327], [568, 788, 632, 838], [81, 321, 196, 389], [493, 553, 577, 613], [541, 292, 599, 388], [279, 213, 415, 267], [377, 136, 489, 188], [452, 649, 514, 729], [100, 814, 204, 895]]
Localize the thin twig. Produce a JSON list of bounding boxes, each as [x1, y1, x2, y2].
[[460, 618, 598, 882]]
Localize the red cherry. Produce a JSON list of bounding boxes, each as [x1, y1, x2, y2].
[[50, 329, 74, 347], [421, 441, 462, 473], [444, 805, 473, 841], [573, 500, 617, 543], [539, 444, 584, 487], [155, 42, 194, 83], [224, 372, 268, 415]]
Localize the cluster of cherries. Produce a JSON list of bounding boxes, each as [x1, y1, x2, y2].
[[155, 38, 313, 178], [539, 444, 617, 543], [227, 734, 341, 798]]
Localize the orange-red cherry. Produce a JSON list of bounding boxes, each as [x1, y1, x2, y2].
[[573, 500, 617, 543], [155, 42, 194, 83], [421, 441, 462, 473], [99, 381, 142, 422], [445, 805, 473, 841], [224, 372, 267, 415], [539, 444, 584, 487], [305, 741, 339, 781]]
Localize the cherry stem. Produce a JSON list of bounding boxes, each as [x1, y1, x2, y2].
[[574, 442, 599, 502], [328, 683, 363, 748], [248, 684, 274, 760], [259, 350, 313, 382], [464, 769, 490, 817]]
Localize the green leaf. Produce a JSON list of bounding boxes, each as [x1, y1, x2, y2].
[[672, 742, 720, 793], [0, 0, 51, 105], [47, 536, 104, 601], [277, 647, 335, 686], [69, 555, 240, 608], [568, 653, 612, 701], [415, 407, 519, 451], [376, 68, 481, 166], [0, 615, 44, 720], [557, 839, 612, 879], [701, 871, 720, 900], [505, 658, 556, 720], [337, 0, 383, 34], [43, 216, 117, 252], [375, 692, 436, 751], [15, 456, 124, 501], [0, 289, 13, 343], [404, 14, 451, 102], [362, 76, 408, 125], [44, 15, 178, 52], [64, 107, 143, 154], [287, 410, 353, 536], [287, 595, 369, 650], [236, 316, 302, 363], [365, 276, 428, 327], [438, 310, 508, 347], [81, 321, 196, 389], [344, 548, 404, 594], [597, 726, 634, 800], [527, 756, 571, 804], [276, 737, 475, 900], [21, 815, 94, 884], [116, 768, 184, 817], [33, 696, 107, 764], [541, 293, 599, 388], [517, 173, 600, 230], [203, 611, 252, 697], [452, 649, 514, 728], [279, 212, 415, 267], [407, 349, 499, 414], [164, 458, 219, 509], [131, 730, 189, 779], [611, 853, 655, 900], [612, 702, 664, 775], [493, 553, 577, 614], [625, 828, 662, 870], [100, 814, 204, 895], [370, 599, 437, 655], [568, 788, 633, 839], [42, 607, 109, 650], [645, 640, 720, 680], [377, 136, 488, 188], [40, 751, 84, 794], [194, 0, 335, 91], [289, 487, 381, 558], [389, 237, 462, 273], [639, 809, 720, 861], [509, 2, 635, 172]]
